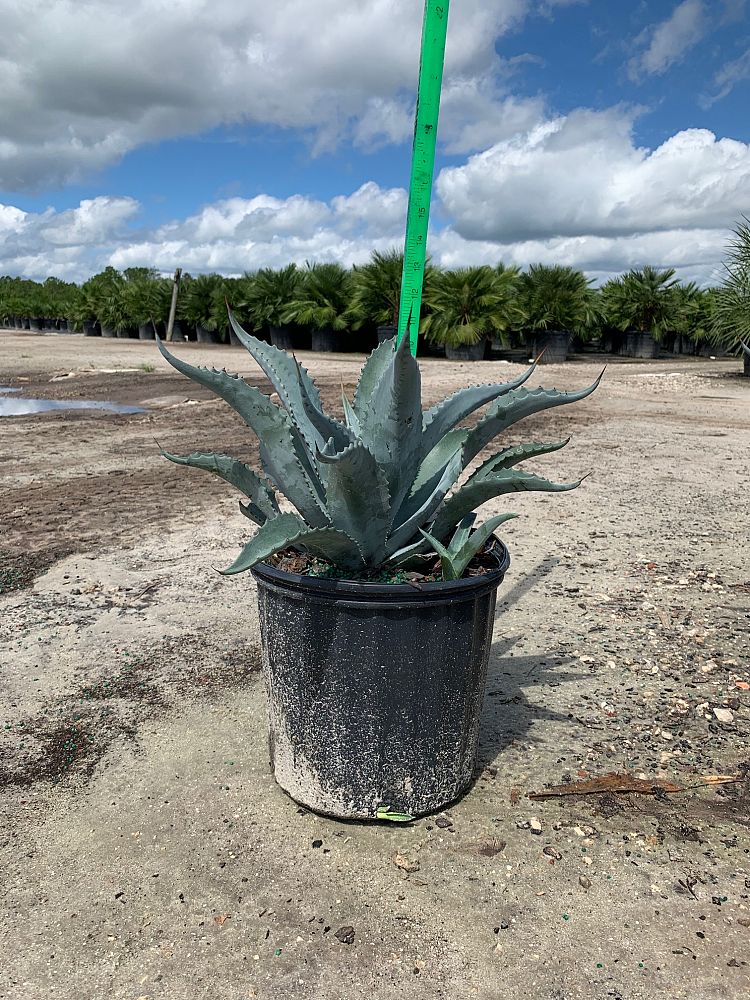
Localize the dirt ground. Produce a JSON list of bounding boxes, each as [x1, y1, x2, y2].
[[1, 330, 749, 1000]]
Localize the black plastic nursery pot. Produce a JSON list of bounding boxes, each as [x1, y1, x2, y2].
[[377, 324, 397, 343], [28, 317, 43, 331], [196, 324, 220, 344], [251, 538, 510, 820], [311, 328, 348, 353], [83, 320, 100, 337], [269, 324, 294, 350], [138, 323, 156, 340], [446, 338, 488, 362], [532, 330, 570, 364], [100, 325, 117, 338], [620, 331, 658, 359]]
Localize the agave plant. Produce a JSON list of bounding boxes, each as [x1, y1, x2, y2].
[[156, 314, 600, 578]]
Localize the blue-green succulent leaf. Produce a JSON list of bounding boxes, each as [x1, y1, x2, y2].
[[355, 331, 423, 511], [156, 336, 328, 526], [462, 374, 603, 466], [471, 439, 570, 480], [221, 512, 364, 575], [420, 361, 538, 457], [316, 442, 391, 563], [384, 446, 464, 556], [161, 449, 278, 525], [430, 470, 581, 542]]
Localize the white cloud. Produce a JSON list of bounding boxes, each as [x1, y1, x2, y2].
[[436, 108, 750, 242], [0, 0, 548, 190], [702, 45, 750, 106], [628, 0, 708, 81]]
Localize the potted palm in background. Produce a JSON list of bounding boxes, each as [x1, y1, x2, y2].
[[182, 273, 224, 343], [283, 261, 353, 352], [239, 264, 302, 350], [602, 265, 678, 358], [711, 218, 750, 377], [422, 265, 520, 361], [518, 264, 595, 363], [347, 248, 406, 345]]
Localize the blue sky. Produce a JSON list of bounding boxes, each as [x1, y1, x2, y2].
[[1, 0, 749, 284]]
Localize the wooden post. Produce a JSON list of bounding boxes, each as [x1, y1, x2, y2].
[[165, 267, 182, 341]]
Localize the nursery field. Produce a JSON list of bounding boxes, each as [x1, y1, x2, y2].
[[1, 330, 749, 1000]]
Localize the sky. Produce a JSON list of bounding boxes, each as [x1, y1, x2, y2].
[[1, 0, 749, 286]]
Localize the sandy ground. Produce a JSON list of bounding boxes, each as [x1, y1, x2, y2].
[[1, 329, 749, 1000]]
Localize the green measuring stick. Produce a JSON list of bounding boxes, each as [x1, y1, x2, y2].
[[397, 0, 450, 355]]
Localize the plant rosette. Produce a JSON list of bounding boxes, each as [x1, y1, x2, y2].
[[157, 313, 600, 819]]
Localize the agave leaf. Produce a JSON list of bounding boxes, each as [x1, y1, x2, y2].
[[471, 439, 570, 480], [384, 446, 464, 557], [316, 442, 391, 563], [408, 427, 469, 498], [451, 512, 517, 574], [420, 360, 538, 457], [355, 331, 423, 510], [156, 337, 328, 526], [430, 470, 581, 542], [221, 512, 364, 575], [462, 374, 603, 467], [383, 536, 432, 569], [417, 529, 458, 579], [352, 336, 396, 415], [228, 309, 350, 452], [341, 387, 359, 433], [161, 449, 278, 525], [449, 514, 476, 553]]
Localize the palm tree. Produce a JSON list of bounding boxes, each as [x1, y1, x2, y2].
[[283, 262, 353, 351], [238, 264, 301, 349], [518, 264, 595, 362], [422, 265, 521, 361], [347, 248, 404, 341], [711, 218, 750, 376]]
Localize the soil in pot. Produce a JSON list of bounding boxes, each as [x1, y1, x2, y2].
[[446, 339, 488, 362], [531, 331, 570, 364], [251, 539, 510, 820]]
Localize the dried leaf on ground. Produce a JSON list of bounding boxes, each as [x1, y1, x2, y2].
[[477, 838, 506, 857], [213, 914, 230, 926], [529, 771, 742, 800]]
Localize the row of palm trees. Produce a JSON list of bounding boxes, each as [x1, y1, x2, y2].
[[0, 248, 746, 367]]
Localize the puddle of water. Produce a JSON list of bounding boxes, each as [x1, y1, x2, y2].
[[0, 386, 23, 393], [0, 396, 145, 417]]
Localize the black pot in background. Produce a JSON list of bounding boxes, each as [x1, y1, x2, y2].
[[620, 331, 658, 359], [311, 328, 349, 352], [138, 323, 156, 340], [744, 352, 750, 378], [83, 320, 100, 337], [101, 326, 117, 338], [268, 324, 294, 351], [196, 324, 220, 344], [377, 324, 397, 343], [446, 338, 488, 362], [117, 327, 139, 339], [228, 327, 243, 347], [28, 318, 43, 331], [251, 539, 510, 820], [531, 330, 570, 364]]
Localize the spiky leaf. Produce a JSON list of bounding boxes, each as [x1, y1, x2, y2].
[[221, 513, 364, 575], [421, 513, 518, 580], [228, 309, 351, 451], [355, 332, 423, 510], [420, 361, 537, 457], [430, 470, 581, 542], [316, 442, 391, 563], [384, 447, 464, 556], [462, 375, 602, 466], [161, 449, 278, 525], [471, 440, 570, 480], [156, 337, 328, 526]]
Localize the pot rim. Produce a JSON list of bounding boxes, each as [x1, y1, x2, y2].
[[251, 535, 510, 604]]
